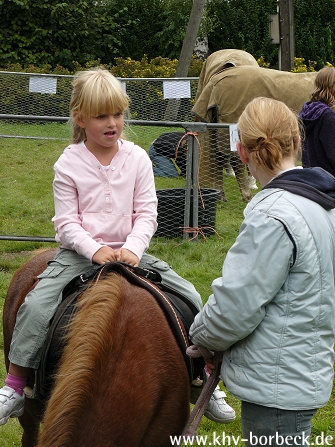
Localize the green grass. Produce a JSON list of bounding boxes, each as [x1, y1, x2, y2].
[[0, 123, 334, 446], [0, 121, 71, 140]]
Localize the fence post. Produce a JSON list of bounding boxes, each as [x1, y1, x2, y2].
[[183, 123, 207, 240]]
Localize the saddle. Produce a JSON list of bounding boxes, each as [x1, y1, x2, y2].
[[35, 261, 204, 400]]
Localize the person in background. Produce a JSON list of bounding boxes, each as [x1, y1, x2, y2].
[[0, 68, 235, 426], [149, 131, 187, 177], [190, 97, 335, 446], [299, 66, 335, 175]]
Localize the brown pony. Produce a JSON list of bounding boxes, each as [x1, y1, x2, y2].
[[3, 248, 190, 447]]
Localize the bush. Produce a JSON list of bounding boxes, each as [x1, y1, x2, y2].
[[0, 56, 204, 78]]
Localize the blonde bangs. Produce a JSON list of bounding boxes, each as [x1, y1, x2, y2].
[[71, 69, 129, 118]]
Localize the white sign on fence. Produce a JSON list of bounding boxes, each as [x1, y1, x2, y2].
[[163, 80, 191, 99], [29, 76, 57, 94], [229, 124, 239, 151]]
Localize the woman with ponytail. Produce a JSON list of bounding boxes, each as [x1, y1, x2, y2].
[[190, 97, 335, 446]]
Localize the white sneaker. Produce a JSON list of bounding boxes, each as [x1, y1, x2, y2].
[[0, 386, 25, 425], [204, 386, 236, 424]]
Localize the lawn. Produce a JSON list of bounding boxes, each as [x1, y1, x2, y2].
[[0, 123, 334, 446]]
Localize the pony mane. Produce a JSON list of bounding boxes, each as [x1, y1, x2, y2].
[[37, 272, 123, 447], [5, 249, 190, 447]]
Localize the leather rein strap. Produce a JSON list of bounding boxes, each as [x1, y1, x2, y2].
[[181, 347, 223, 441]]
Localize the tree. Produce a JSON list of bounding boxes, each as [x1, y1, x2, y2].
[[0, 0, 92, 68], [204, 0, 335, 69], [164, 0, 205, 119], [0, 0, 133, 69], [155, 0, 194, 60], [294, 0, 335, 68], [279, 0, 295, 71], [175, 0, 206, 77], [0, 0, 195, 69], [2, 0, 335, 71], [205, 0, 278, 67]]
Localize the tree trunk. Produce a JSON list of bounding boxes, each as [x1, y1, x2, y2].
[[176, 0, 207, 77], [164, 0, 206, 121], [279, 0, 295, 71]]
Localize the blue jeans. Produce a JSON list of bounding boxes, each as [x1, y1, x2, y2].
[[241, 401, 317, 447]]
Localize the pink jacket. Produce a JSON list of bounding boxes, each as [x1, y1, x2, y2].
[[52, 140, 158, 260]]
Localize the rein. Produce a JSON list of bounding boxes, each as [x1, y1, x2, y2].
[[181, 346, 223, 440]]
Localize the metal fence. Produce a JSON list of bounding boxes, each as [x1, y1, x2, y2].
[[0, 71, 199, 122], [0, 71, 256, 242]]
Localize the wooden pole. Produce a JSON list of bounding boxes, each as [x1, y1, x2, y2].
[[164, 0, 206, 120], [175, 0, 207, 77], [279, 0, 295, 71]]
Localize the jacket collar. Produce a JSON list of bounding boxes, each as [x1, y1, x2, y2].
[[262, 167, 335, 210]]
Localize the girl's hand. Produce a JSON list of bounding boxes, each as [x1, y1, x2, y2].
[[115, 248, 139, 267], [92, 246, 117, 264]]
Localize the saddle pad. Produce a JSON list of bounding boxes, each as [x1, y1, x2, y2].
[[35, 262, 204, 400]]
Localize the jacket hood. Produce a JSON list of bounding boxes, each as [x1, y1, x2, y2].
[[263, 167, 335, 210], [299, 101, 329, 121]]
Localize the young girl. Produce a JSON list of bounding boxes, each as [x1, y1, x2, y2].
[[299, 66, 335, 176], [0, 68, 234, 425], [190, 97, 335, 445]]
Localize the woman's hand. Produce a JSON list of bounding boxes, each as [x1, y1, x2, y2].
[[204, 358, 216, 376]]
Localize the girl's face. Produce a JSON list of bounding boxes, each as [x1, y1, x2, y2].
[[75, 112, 124, 153]]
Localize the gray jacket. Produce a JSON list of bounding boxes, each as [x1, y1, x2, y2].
[[190, 169, 335, 410]]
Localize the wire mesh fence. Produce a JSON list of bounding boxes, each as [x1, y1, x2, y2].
[[0, 72, 199, 123], [0, 71, 258, 243]]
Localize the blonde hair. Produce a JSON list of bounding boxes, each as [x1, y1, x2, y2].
[[70, 68, 129, 144], [310, 66, 335, 107], [237, 97, 300, 172]]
